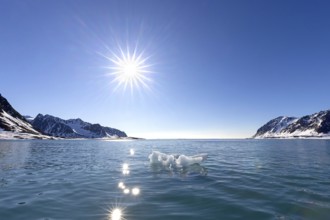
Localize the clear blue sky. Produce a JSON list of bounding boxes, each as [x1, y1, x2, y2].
[[1, 0, 330, 138]]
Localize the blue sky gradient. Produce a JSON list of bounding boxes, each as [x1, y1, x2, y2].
[[1, 0, 330, 138]]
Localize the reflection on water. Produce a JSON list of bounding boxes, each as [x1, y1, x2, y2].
[[0, 141, 31, 170], [118, 182, 125, 189], [150, 163, 208, 177], [1, 139, 330, 220], [180, 163, 208, 176], [117, 149, 142, 198], [123, 188, 130, 194], [110, 208, 122, 220], [132, 187, 140, 196], [122, 163, 130, 175]]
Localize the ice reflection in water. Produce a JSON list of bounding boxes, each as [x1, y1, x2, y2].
[[150, 162, 208, 176]]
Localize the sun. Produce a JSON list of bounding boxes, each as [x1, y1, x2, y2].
[[104, 46, 152, 92]]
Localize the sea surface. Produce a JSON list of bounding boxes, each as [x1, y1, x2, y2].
[[0, 139, 330, 220]]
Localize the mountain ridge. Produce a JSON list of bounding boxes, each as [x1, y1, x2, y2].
[[0, 93, 127, 140], [31, 114, 127, 138], [253, 109, 330, 138]]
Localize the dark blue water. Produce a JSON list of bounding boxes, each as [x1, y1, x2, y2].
[[0, 139, 330, 219]]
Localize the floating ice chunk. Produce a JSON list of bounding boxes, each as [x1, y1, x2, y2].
[[162, 154, 175, 167], [149, 151, 167, 164], [176, 154, 208, 167], [148, 151, 207, 168]]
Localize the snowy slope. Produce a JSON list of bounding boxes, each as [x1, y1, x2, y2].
[[253, 110, 330, 138], [32, 114, 127, 138], [0, 110, 40, 134], [0, 94, 53, 140], [0, 128, 53, 140]]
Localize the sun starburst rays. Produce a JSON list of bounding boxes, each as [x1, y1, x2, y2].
[[103, 46, 153, 93]]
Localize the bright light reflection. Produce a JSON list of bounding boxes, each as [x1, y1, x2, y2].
[[103, 46, 153, 92], [122, 163, 130, 175], [110, 208, 122, 220], [132, 187, 140, 196], [130, 149, 135, 156], [118, 182, 125, 189], [123, 188, 130, 194], [123, 170, 130, 175], [123, 163, 129, 170]]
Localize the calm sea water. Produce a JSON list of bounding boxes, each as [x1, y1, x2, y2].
[[0, 139, 330, 220]]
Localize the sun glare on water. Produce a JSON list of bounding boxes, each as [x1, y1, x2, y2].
[[104, 46, 153, 93], [110, 208, 123, 220]]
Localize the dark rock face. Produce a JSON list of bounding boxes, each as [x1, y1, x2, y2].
[[282, 111, 330, 134], [32, 114, 78, 138], [0, 94, 40, 134], [254, 110, 330, 138], [318, 111, 330, 133], [0, 94, 27, 123], [31, 114, 127, 138]]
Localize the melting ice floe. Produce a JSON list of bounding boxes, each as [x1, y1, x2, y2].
[[148, 151, 208, 168]]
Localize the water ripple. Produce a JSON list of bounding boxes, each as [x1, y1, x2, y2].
[[0, 139, 330, 219]]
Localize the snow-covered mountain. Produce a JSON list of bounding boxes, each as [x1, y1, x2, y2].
[[0, 94, 53, 139], [253, 110, 330, 138], [31, 114, 127, 138]]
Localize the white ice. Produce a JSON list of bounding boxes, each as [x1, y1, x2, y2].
[[148, 151, 207, 168], [175, 153, 208, 167]]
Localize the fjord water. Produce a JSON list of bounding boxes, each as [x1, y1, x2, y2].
[[0, 140, 330, 220]]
